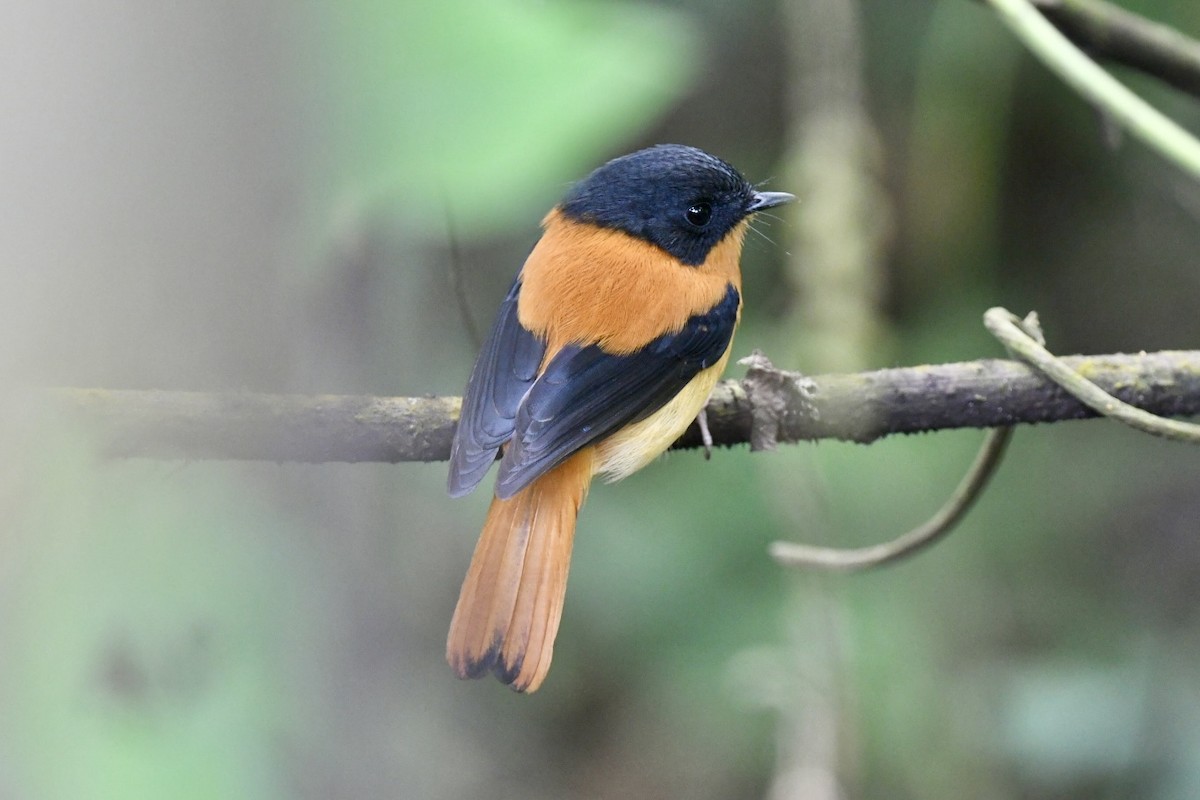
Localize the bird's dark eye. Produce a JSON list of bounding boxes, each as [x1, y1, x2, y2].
[[685, 202, 712, 227]]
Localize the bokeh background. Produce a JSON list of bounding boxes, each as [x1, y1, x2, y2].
[[3, 1, 1200, 797]]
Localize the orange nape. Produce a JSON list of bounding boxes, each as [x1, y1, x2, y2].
[[446, 448, 594, 693]]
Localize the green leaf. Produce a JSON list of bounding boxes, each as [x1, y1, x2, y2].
[[309, 0, 699, 234]]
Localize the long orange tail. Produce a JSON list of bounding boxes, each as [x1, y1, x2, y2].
[[446, 449, 593, 693]]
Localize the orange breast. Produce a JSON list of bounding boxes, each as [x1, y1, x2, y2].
[[516, 210, 747, 360]]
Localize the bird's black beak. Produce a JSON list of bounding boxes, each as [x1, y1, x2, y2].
[[747, 191, 796, 212]]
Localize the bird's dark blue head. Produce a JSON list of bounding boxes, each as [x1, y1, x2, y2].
[[558, 144, 794, 266]]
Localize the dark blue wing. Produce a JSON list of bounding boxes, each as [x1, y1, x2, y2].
[[493, 283, 740, 499], [447, 277, 546, 497]]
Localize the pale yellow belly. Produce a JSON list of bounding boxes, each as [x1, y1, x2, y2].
[[592, 349, 732, 482]]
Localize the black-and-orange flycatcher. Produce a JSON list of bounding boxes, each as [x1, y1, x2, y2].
[[446, 144, 794, 692]]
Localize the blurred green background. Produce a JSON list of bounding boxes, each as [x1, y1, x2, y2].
[[3, 0, 1200, 797]]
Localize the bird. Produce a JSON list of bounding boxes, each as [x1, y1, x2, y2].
[[445, 143, 794, 693]]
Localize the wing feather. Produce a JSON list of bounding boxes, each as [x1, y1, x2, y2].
[[447, 278, 546, 497], [494, 283, 739, 499]]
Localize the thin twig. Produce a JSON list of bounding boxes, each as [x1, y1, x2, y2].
[[985, 308, 1200, 443], [1032, 0, 1200, 99], [767, 309, 1036, 572], [444, 206, 483, 350], [772, 307, 1200, 573], [986, 0, 1200, 179], [770, 428, 1013, 571]]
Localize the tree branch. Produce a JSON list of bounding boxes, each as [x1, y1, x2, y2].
[[49, 350, 1200, 463], [1031, 0, 1200, 99], [986, 0, 1200, 179]]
